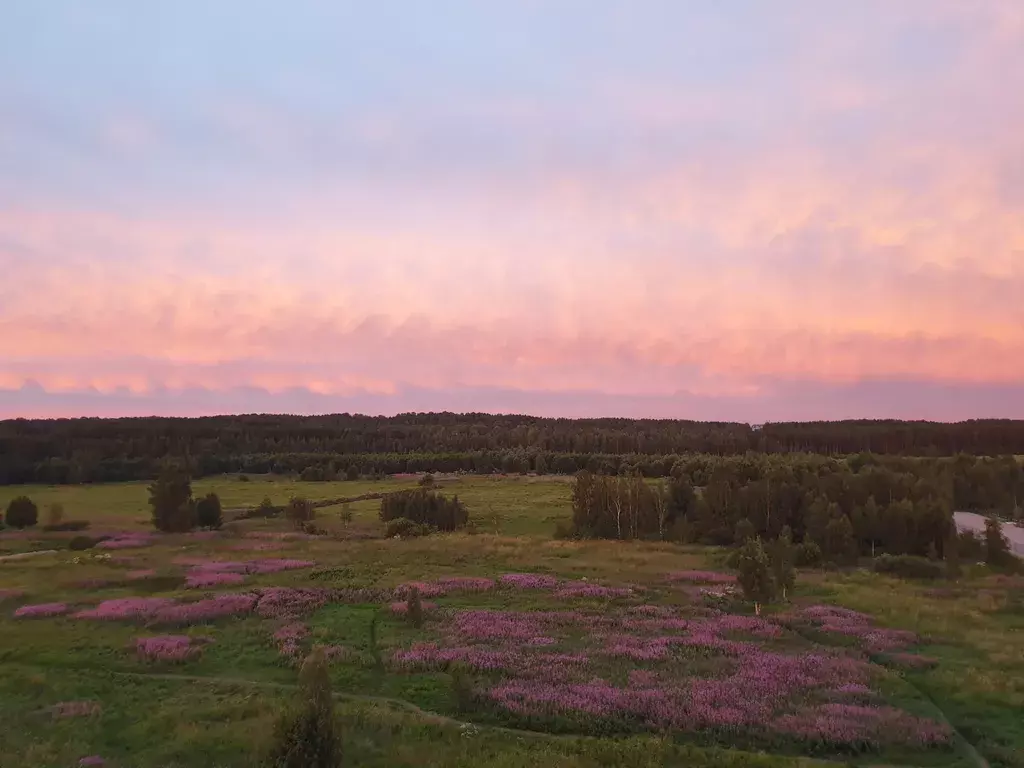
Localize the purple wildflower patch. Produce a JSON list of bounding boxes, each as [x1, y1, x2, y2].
[[136, 635, 202, 662], [500, 573, 560, 590], [151, 593, 257, 625], [14, 602, 67, 618], [554, 581, 632, 599], [74, 597, 176, 620]]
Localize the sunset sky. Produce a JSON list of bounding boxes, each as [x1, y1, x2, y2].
[[2, 1, 1023, 421]]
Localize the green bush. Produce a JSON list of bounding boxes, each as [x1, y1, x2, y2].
[[195, 492, 223, 529], [5, 496, 39, 528], [384, 517, 433, 538], [379, 489, 468, 531], [873, 554, 944, 580], [42, 520, 90, 532], [69, 535, 98, 551]]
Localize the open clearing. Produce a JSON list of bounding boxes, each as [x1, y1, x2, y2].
[[1, 475, 1022, 768]]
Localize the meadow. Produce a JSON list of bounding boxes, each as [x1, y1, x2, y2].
[[1, 475, 1021, 768]]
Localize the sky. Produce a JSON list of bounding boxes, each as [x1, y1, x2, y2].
[[2, 1, 1023, 422]]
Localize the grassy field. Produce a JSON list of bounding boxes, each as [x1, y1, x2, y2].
[[0, 475, 1022, 768]]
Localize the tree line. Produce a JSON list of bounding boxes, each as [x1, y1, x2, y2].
[[568, 451, 1023, 560], [3, 413, 1024, 480]]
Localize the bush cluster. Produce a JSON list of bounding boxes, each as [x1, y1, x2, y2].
[[379, 489, 468, 532]]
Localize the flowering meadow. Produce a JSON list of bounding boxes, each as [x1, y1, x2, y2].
[[1, 474, 1018, 768]]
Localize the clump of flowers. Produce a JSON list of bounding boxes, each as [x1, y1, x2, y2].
[[500, 573, 559, 589], [78, 757, 106, 767], [151, 593, 257, 625], [554, 581, 632, 599], [273, 622, 309, 658], [255, 587, 330, 619], [14, 602, 68, 618], [797, 605, 919, 652], [74, 597, 176, 620], [774, 703, 951, 747], [136, 635, 203, 662], [435, 576, 495, 592]]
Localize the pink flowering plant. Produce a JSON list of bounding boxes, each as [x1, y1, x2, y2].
[[382, 577, 950, 753]]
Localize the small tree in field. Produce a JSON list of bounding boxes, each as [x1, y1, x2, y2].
[[736, 537, 776, 615], [266, 649, 340, 768], [406, 586, 424, 629], [195, 492, 223, 529], [286, 496, 315, 530], [149, 463, 195, 533], [768, 526, 796, 600]]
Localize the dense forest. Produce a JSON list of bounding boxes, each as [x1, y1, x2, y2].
[[0, 415, 1022, 515]]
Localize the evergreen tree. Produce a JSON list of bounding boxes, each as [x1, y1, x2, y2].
[[149, 463, 194, 533], [5, 496, 38, 528], [195, 492, 223, 529], [266, 649, 340, 768]]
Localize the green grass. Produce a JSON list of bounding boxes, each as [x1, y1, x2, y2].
[[1, 475, 1022, 767]]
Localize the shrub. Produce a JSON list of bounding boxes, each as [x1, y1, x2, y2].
[[795, 540, 823, 567], [47, 502, 65, 527], [873, 554, 944, 580], [6, 496, 39, 528], [265, 650, 340, 768], [418, 473, 435, 487], [149, 463, 195, 533], [379, 489, 468, 532], [69, 535, 99, 551], [345, 464, 359, 481], [195, 493, 223, 530], [384, 517, 433, 538], [43, 521, 90, 532], [286, 497, 315, 530], [239, 474, 250, 482], [253, 497, 278, 518], [338, 504, 353, 524]]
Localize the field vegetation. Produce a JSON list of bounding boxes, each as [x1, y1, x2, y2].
[[1, 471, 1021, 768]]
